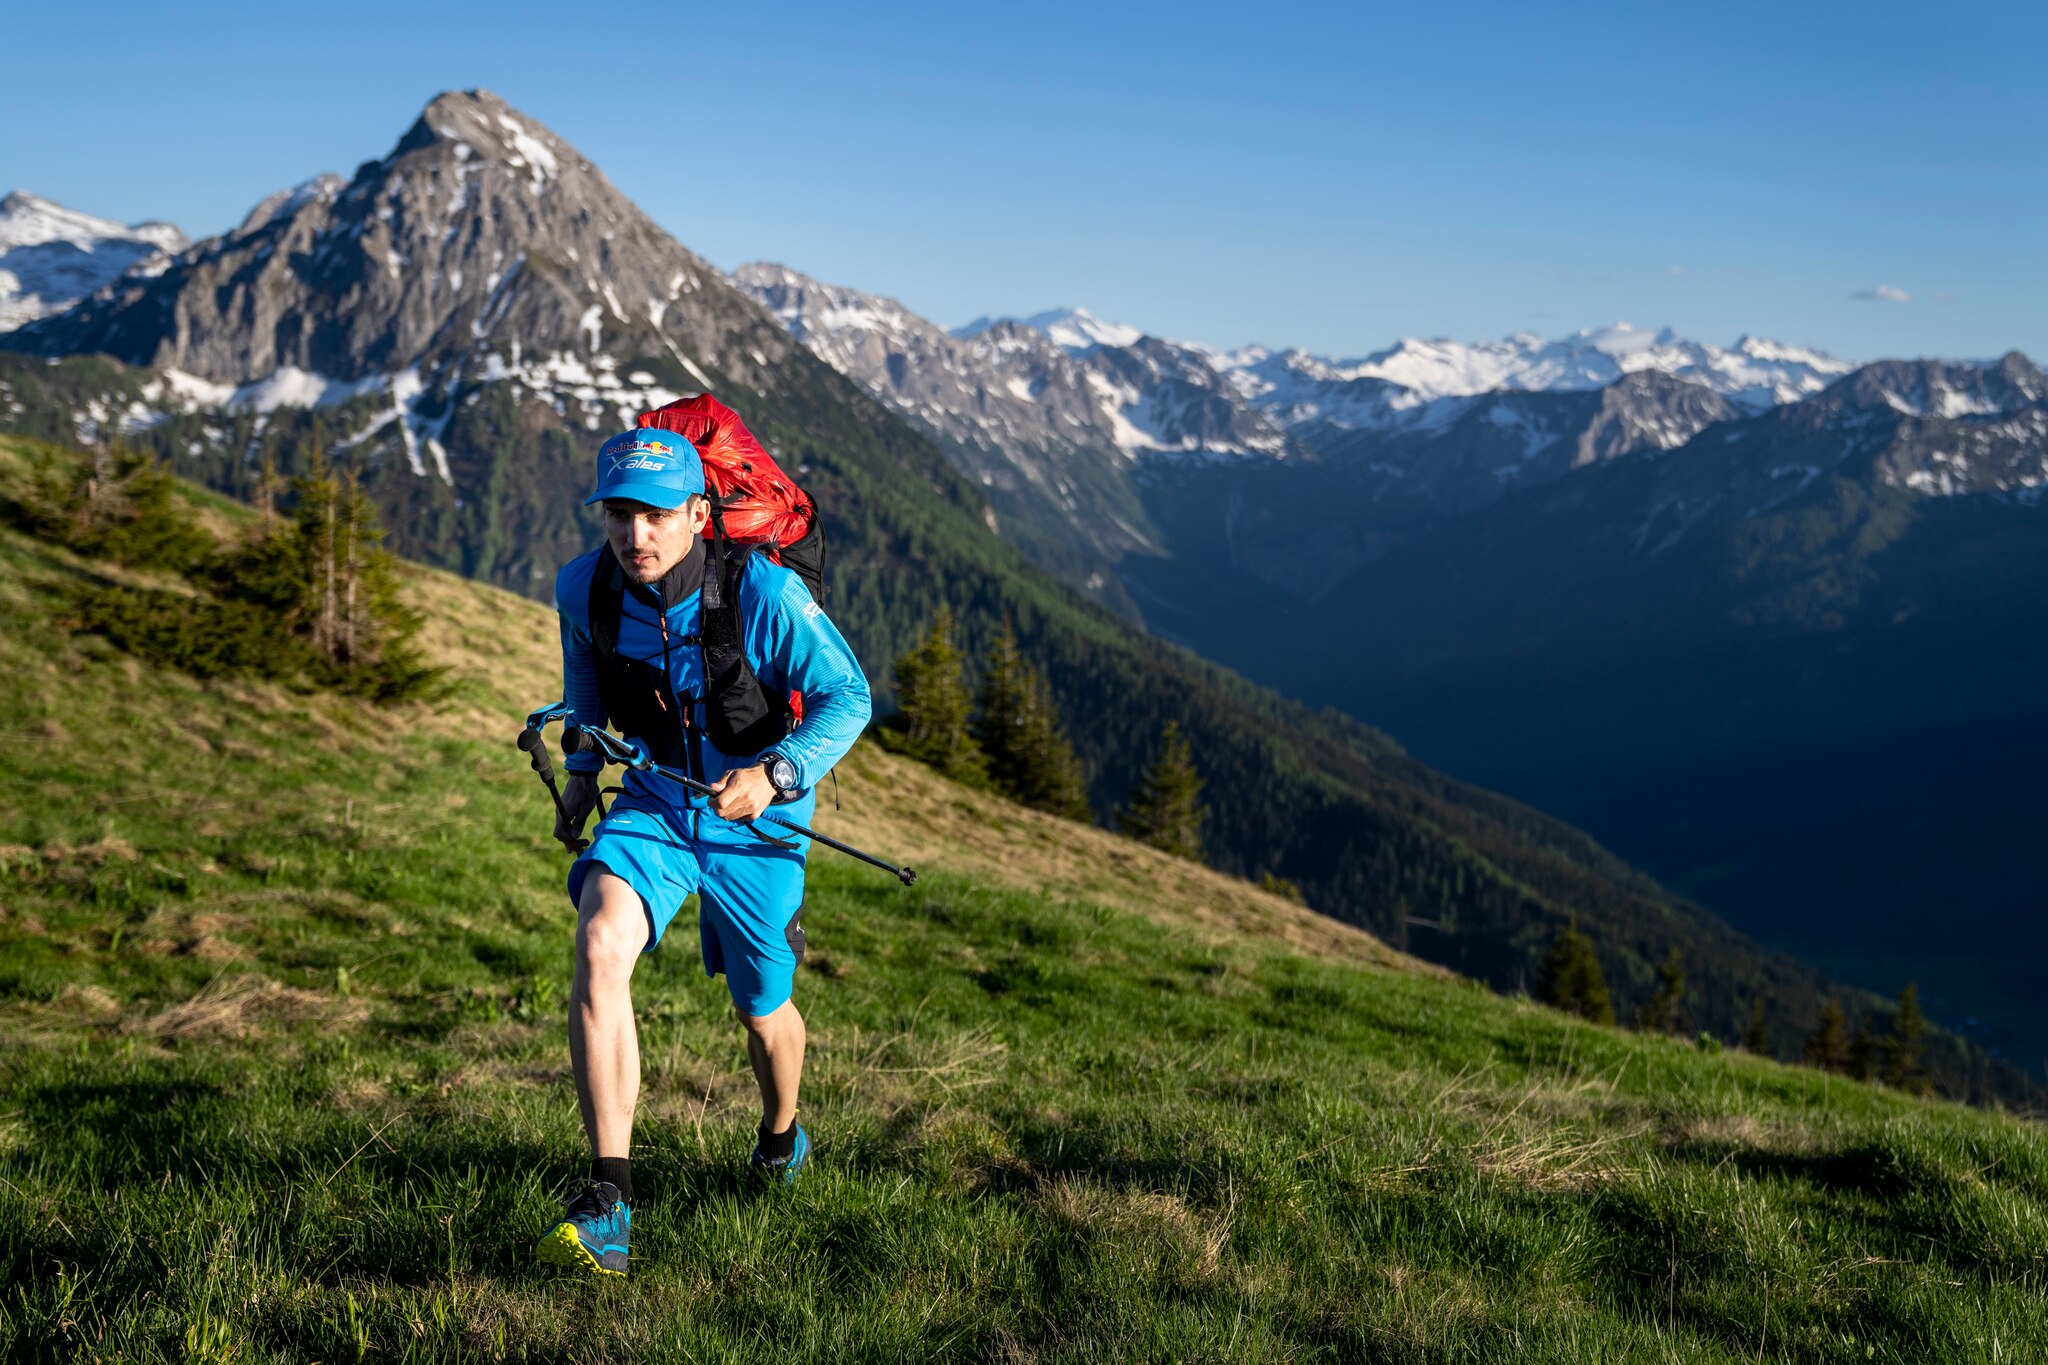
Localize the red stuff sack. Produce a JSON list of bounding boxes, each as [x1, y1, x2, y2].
[[634, 394, 824, 603]]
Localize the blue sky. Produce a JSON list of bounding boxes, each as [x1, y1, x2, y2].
[[3, 1, 2040, 362]]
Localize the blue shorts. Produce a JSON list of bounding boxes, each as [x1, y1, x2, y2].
[[567, 788, 811, 1016]]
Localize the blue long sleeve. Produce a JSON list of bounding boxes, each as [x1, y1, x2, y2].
[[559, 602, 608, 776], [745, 567, 871, 790]]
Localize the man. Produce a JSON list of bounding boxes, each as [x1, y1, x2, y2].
[[535, 426, 871, 1277]]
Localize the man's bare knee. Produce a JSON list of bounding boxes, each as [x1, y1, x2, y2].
[[736, 1001, 798, 1037], [576, 879, 645, 980]]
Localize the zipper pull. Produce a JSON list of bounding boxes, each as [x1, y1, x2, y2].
[[657, 612, 673, 712]]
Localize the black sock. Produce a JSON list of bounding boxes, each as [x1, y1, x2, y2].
[[591, 1156, 633, 1202], [757, 1120, 797, 1162]]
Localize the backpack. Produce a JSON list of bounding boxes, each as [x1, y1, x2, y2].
[[586, 395, 826, 775], [634, 394, 825, 603]]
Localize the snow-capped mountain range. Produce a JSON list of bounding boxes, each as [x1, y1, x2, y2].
[[1266, 325, 1851, 410], [968, 308, 1851, 409], [733, 263, 2043, 613], [0, 191, 186, 331], [739, 266, 1858, 468]]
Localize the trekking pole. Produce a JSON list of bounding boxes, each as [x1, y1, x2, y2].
[[564, 726, 919, 887]]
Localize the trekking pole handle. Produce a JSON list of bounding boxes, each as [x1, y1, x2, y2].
[[517, 725, 558, 782], [525, 701, 577, 731]]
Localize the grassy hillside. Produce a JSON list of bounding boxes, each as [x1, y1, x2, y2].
[[3, 451, 2046, 1361]]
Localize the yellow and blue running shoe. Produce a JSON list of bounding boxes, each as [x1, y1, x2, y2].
[[750, 1123, 810, 1187], [535, 1181, 631, 1276]]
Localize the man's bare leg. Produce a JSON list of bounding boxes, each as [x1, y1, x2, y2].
[[738, 999, 806, 1134], [570, 872, 645, 1159]]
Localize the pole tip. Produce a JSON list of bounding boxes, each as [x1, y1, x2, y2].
[[898, 868, 918, 887]]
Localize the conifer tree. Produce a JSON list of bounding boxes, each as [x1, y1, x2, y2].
[[1882, 983, 1929, 1094], [1846, 1022, 1878, 1081], [1535, 923, 1614, 1025], [1258, 871, 1305, 904], [891, 606, 986, 783], [1804, 998, 1849, 1072], [210, 451, 436, 699], [22, 442, 212, 572], [1740, 998, 1772, 1055], [255, 451, 280, 530], [971, 629, 1090, 820], [1634, 948, 1686, 1034], [1120, 721, 1206, 859]]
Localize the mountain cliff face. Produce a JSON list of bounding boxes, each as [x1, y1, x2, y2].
[[735, 263, 1165, 608]]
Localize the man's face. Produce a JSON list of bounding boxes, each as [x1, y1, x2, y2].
[[603, 497, 708, 584]]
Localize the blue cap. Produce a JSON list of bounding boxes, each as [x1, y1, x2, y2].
[[583, 427, 706, 509]]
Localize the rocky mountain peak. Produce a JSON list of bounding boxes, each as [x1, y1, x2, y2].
[[1829, 354, 2045, 422], [0, 90, 797, 409], [392, 89, 579, 183], [236, 174, 347, 234], [734, 262, 937, 349]]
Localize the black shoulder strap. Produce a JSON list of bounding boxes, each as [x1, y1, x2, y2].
[[587, 545, 625, 663], [695, 498, 792, 757], [699, 502, 746, 677]]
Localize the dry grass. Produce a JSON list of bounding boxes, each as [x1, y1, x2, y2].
[[123, 972, 365, 1041], [820, 741, 1435, 975], [1474, 1127, 1644, 1193], [1040, 1177, 1235, 1284]]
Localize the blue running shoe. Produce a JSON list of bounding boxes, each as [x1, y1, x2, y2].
[[535, 1181, 630, 1276], [750, 1124, 810, 1188]]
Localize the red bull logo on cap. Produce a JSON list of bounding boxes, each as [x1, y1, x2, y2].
[[584, 427, 706, 508]]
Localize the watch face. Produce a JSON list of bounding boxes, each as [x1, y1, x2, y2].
[[770, 757, 797, 790]]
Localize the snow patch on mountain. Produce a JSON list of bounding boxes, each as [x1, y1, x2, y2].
[[0, 191, 187, 332], [954, 307, 1142, 352], [1334, 325, 1853, 411]]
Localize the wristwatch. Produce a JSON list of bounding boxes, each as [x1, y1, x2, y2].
[[763, 752, 799, 795]]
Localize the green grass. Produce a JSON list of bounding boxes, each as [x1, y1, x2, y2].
[[2, 517, 2045, 1363]]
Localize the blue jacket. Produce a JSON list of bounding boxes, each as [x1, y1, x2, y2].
[[554, 546, 871, 810]]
